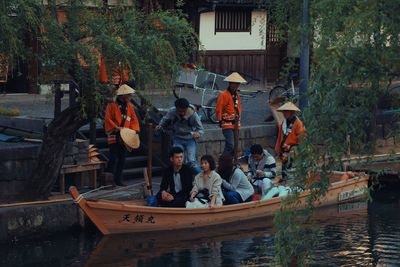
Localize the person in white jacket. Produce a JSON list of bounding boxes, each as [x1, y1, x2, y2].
[[186, 155, 224, 208], [247, 144, 277, 196]]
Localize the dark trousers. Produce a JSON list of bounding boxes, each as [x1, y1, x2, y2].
[[222, 128, 234, 155], [107, 143, 127, 184], [156, 191, 187, 207], [223, 190, 252, 205]]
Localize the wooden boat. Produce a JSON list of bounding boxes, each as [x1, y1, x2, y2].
[[342, 152, 400, 176], [84, 202, 368, 267], [70, 172, 369, 235]]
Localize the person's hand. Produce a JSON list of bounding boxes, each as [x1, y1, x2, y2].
[[282, 143, 291, 151], [256, 170, 264, 177], [161, 191, 173, 202], [210, 203, 216, 209], [247, 174, 253, 181], [191, 132, 200, 139], [190, 196, 195, 202]]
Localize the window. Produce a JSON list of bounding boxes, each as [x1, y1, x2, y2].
[[215, 8, 251, 33]]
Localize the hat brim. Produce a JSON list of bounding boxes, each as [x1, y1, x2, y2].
[[120, 128, 140, 149]]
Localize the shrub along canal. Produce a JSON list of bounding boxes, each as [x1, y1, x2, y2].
[[1, 179, 400, 267]]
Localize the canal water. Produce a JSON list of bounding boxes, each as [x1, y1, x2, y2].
[[1, 183, 400, 267]]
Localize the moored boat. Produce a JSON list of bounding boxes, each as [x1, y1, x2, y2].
[[70, 172, 369, 235]]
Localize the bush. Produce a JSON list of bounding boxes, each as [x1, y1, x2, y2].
[[0, 107, 20, 117]]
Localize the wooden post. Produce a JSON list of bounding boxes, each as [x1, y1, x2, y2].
[[54, 82, 62, 118], [233, 119, 239, 163], [143, 167, 153, 196], [146, 123, 153, 189], [69, 81, 76, 107], [89, 119, 96, 144], [69, 81, 77, 142]]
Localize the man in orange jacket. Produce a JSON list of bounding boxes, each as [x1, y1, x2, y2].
[[216, 72, 247, 155], [104, 84, 140, 186], [275, 102, 305, 180]]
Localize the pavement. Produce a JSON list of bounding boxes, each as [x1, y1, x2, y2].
[[0, 91, 273, 127]]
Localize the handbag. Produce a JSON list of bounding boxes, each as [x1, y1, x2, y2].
[[196, 189, 210, 204]]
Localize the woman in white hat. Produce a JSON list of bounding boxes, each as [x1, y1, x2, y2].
[[216, 72, 247, 155], [274, 102, 305, 181], [104, 84, 140, 186]]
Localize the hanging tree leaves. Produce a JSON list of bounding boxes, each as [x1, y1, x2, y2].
[[256, 0, 400, 266], [0, 0, 197, 201]]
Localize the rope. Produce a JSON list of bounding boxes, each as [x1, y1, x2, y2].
[[73, 194, 84, 204], [82, 182, 145, 199], [80, 185, 113, 197], [72, 182, 145, 203]]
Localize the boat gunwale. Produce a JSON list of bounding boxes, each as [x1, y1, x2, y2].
[[83, 176, 369, 214]]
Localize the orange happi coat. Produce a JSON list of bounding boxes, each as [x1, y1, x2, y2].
[[216, 89, 242, 129], [275, 116, 305, 154], [104, 101, 140, 144]]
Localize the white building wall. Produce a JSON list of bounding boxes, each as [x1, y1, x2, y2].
[[199, 10, 267, 51]]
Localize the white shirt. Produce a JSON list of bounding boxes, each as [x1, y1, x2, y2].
[[173, 172, 182, 193]]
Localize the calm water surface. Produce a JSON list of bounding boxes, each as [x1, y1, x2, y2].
[[1, 184, 400, 267]]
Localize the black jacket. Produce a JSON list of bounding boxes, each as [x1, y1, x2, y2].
[[158, 164, 194, 197]]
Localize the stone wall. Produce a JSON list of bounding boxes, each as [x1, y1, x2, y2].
[[63, 139, 89, 165], [0, 142, 41, 201], [0, 139, 89, 202], [197, 124, 277, 159], [0, 201, 81, 243]]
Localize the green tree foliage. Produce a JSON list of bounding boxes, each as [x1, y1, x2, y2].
[[0, 0, 197, 200], [258, 0, 400, 266], [0, 0, 42, 72]]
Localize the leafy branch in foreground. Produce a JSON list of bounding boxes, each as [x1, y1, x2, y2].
[[1, 0, 197, 201], [256, 0, 400, 265]]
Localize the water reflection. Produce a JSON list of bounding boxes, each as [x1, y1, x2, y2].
[[1, 188, 400, 267]]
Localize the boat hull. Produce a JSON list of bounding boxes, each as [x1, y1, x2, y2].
[[70, 176, 369, 235]]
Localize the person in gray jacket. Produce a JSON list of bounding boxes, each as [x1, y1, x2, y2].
[[247, 144, 277, 196], [156, 98, 204, 174], [219, 153, 254, 204]]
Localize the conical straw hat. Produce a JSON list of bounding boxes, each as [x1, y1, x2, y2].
[[116, 84, 135, 96], [90, 156, 101, 162], [276, 102, 301, 112], [223, 72, 247, 84], [120, 128, 140, 149], [88, 147, 99, 153], [89, 151, 100, 157]]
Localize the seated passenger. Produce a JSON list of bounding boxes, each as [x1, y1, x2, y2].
[[247, 144, 277, 196], [157, 147, 195, 207], [218, 153, 254, 205], [186, 155, 224, 208]]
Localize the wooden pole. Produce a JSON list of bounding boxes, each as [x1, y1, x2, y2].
[[146, 123, 153, 191], [299, 0, 310, 110], [233, 119, 239, 163], [54, 82, 62, 118], [143, 167, 153, 196], [89, 119, 96, 144]]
